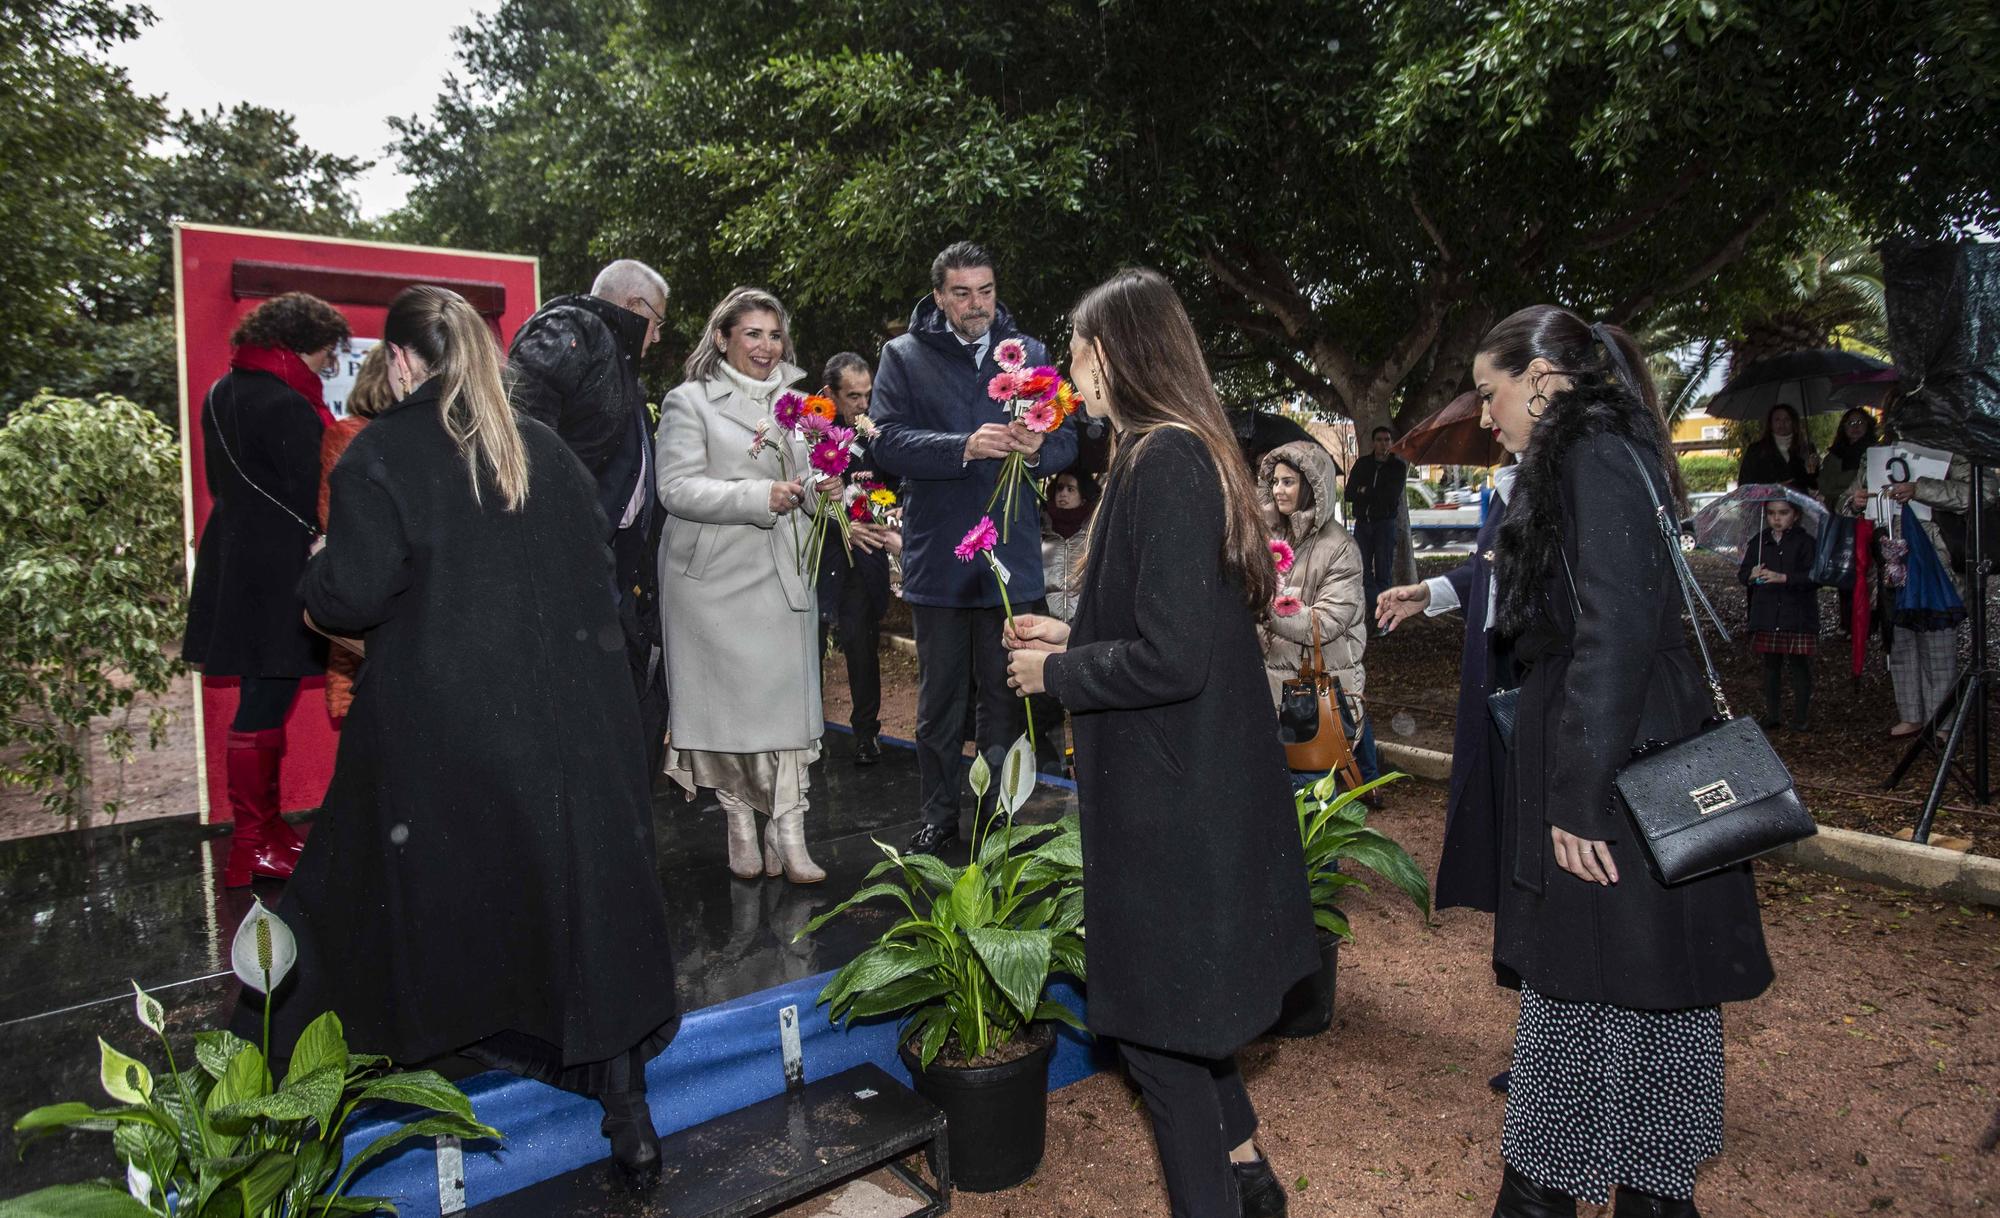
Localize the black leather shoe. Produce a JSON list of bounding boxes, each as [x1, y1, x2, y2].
[[1492, 1164, 1575, 1217], [906, 823, 958, 855], [600, 1092, 662, 1191], [853, 735, 882, 766], [1234, 1155, 1288, 1217], [1613, 1188, 1700, 1217], [1488, 1069, 1511, 1094]]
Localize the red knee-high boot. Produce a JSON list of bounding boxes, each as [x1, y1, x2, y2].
[[223, 729, 297, 887]]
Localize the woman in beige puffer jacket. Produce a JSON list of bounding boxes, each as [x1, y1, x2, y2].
[[1256, 439, 1367, 713]]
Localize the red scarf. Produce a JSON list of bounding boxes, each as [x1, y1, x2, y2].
[[231, 345, 336, 427], [1045, 500, 1095, 538]]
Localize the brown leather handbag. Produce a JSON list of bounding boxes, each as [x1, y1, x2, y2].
[[1277, 618, 1363, 785]]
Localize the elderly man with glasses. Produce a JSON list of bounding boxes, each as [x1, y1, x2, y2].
[[509, 259, 674, 778]]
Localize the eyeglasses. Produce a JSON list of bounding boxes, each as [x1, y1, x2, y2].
[[632, 297, 666, 330]]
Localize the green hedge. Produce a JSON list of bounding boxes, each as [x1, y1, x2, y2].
[[1680, 455, 1736, 492]]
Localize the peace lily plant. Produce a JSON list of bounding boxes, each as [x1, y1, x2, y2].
[[802, 733, 1086, 1067], [8, 900, 500, 1216]]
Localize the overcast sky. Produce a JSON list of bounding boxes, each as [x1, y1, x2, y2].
[[110, 0, 505, 218]]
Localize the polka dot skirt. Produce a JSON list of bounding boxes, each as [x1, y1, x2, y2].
[[1500, 987, 1725, 1204]]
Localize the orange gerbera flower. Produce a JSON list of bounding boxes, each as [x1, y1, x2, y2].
[[804, 394, 838, 421]]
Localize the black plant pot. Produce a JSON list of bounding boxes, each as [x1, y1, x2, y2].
[[899, 1022, 1056, 1192], [1269, 929, 1342, 1039]]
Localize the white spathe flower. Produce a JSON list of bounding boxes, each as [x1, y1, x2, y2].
[[126, 1160, 153, 1204], [132, 981, 165, 1036], [996, 732, 1036, 818], [98, 1038, 152, 1104], [231, 897, 298, 995]]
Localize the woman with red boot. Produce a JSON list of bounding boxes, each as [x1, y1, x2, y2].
[[184, 292, 349, 887]]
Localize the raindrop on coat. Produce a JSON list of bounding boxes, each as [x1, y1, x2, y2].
[[389, 823, 410, 846], [1391, 712, 1417, 737]]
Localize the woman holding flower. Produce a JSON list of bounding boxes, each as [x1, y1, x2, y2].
[[1005, 268, 1314, 1218], [656, 287, 830, 884], [1256, 440, 1381, 790]]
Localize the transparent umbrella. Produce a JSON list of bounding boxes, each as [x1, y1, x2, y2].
[[1690, 483, 1829, 563]]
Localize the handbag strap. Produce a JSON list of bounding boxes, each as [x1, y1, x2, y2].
[[1307, 614, 1327, 679], [1618, 440, 1733, 719]]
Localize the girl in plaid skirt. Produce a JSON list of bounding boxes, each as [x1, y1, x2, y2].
[[1739, 499, 1821, 730]]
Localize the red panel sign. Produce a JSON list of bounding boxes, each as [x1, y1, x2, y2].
[[176, 223, 540, 822]]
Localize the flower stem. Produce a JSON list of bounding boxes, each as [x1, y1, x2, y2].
[[987, 555, 1035, 749]]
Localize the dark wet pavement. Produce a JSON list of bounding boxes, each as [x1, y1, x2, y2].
[[0, 731, 1073, 1196]]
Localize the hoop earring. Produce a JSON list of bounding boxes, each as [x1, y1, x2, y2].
[[1527, 393, 1549, 418]]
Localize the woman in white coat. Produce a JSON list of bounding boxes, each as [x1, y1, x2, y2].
[[657, 287, 828, 883]]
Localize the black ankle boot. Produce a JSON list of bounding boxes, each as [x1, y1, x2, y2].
[[1613, 1187, 1700, 1217], [1492, 1164, 1576, 1218], [599, 1091, 662, 1190], [1233, 1154, 1287, 1217]]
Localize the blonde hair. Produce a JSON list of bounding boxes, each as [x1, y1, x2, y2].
[[345, 344, 394, 419], [383, 285, 529, 510], [682, 287, 794, 384]]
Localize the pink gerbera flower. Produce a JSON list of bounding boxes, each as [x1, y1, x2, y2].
[[774, 391, 806, 431], [994, 338, 1029, 372], [987, 371, 1020, 402], [811, 437, 852, 478], [1269, 538, 1295, 574], [1272, 593, 1304, 618], [955, 516, 999, 561], [1022, 399, 1060, 432], [800, 411, 831, 437]]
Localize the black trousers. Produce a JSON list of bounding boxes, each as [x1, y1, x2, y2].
[[1119, 1043, 1259, 1218], [232, 677, 300, 732], [820, 571, 884, 740], [912, 602, 1024, 831]]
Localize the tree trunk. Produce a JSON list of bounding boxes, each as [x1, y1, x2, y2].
[[66, 720, 93, 832]]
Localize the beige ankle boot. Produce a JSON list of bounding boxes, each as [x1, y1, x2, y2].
[[718, 792, 763, 880], [763, 802, 825, 884]]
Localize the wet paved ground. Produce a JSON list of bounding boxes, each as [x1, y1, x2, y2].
[[0, 731, 1071, 1196]]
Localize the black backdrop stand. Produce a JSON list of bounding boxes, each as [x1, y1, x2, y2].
[[1883, 463, 1995, 842]]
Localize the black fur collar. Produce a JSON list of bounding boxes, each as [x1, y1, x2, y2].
[[1494, 383, 1663, 635]]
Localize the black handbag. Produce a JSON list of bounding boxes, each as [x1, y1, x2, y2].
[[1810, 512, 1858, 591], [1612, 442, 1817, 885]]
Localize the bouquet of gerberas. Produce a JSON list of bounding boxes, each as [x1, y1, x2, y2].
[[845, 478, 897, 527], [759, 390, 848, 567], [985, 338, 1081, 541], [794, 395, 858, 573]]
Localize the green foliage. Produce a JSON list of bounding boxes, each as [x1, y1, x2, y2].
[[1679, 455, 1737, 493], [7, 987, 500, 1217], [801, 746, 1085, 1070], [390, 0, 1995, 431], [0, 395, 184, 824], [1294, 773, 1431, 941]]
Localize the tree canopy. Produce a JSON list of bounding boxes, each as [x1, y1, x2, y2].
[[389, 0, 1997, 427]]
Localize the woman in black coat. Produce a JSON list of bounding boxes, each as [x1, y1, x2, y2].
[[184, 292, 349, 887], [237, 286, 680, 1187], [1736, 403, 1819, 493], [1006, 269, 1315, 1218], [1738, 501, 1821, 730], [1478, 306, 1773, 1218]]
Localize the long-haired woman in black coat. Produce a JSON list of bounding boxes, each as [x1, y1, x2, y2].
[[185, 292, 350, 887], [1736, 402, 1819, 493], [1474, 306, 1774, 1217], [240, 286, 680, 1187], [1005, 269, 1316, 1218]]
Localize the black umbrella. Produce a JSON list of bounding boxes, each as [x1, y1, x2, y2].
[[1231, 408, 1328, 474], [1704, 349, 1897, 420]]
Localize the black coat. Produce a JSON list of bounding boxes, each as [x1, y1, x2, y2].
[[1343, 453, 1408, 523], [1737, 438, 1818, 494], [247, 380, 679, 1071], [815, 434, 894, 626], [1492, 388, 1773, 1010], [183, 368, 329, 678], [510, 295, 664, 668], [870, 298, 1078, 608], [1434, 492, 1512, 913], [1044, 428, 1316, 1058], [1739, 527, 1820, 635]]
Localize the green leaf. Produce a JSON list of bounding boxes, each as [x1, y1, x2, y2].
[[286, 1011, 348, 1092], [1339, 829, 1432, 917], [843, 974, 954, 1021], [336, 1114, 503, 1189], [228, 1149, 298, 1218], [965, 927, 1054, 1021], [0, 1181, 159, 1216], [1314, 908, 1354, 940], [211, 1065, 344, 1128], [797, 882, 919, 937], [282, 1139, 339, 1218], [948, 864, 993, 931], [352, 1071, 480, 1123], [194, 1031, 253, 1081]]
